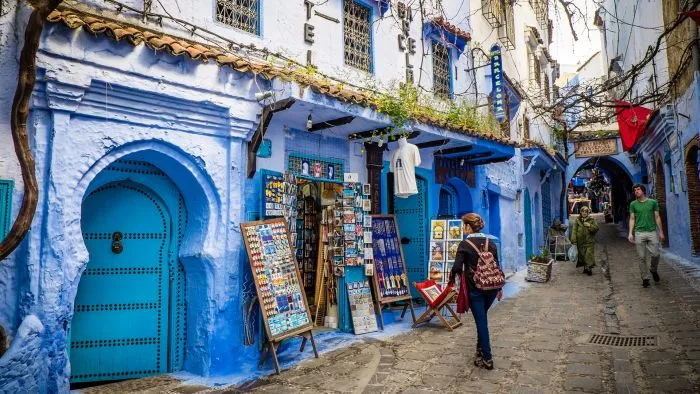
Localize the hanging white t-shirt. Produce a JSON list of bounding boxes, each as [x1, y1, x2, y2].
[[390, 139, 421, 198]]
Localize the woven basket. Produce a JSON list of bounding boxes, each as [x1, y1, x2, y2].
[[526, 259, 553, 283]]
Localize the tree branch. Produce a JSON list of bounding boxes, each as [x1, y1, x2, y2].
[[0, 0, 63, 261]]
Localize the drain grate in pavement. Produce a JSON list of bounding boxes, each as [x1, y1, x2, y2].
[[588, 334, 657, 347]]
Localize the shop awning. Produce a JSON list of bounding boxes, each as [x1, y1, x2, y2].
[[503, 75, 522, 121], [521, 146, 563, 175]]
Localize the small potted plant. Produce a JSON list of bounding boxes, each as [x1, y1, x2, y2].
[[526, 247, 554, 283]]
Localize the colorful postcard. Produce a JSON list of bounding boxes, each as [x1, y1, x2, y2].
[[447, 220, 463, 240], [447, 241, 460, 261], [429, 241, 445, 261], [362, 199, 372, 211], [362, 183, 371, 195], [431, 220, 446, 240]]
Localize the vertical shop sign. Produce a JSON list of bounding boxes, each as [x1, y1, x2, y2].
[[397, 2, 416, 83], [490, 44, 505, 122], [304, 1, 316, 64]]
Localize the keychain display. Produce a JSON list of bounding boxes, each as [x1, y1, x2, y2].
[[263, 171, 299, 246], [371, 216, 410, 298], [242, 219, 311, 338]]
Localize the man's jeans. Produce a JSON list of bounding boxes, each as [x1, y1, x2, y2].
[[635, 231, 660, 280], [468, 289, 499, 361]]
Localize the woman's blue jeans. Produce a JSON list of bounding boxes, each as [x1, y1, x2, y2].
[[468, 288, 499, 361]]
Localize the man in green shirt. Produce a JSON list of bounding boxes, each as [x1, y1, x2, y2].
[[628, 184, 665, 288]]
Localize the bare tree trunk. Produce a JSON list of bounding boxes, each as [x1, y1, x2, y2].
[[0, 0, 62, 261]]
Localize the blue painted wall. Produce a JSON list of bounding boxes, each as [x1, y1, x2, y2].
[[0, 16, 262, 391]]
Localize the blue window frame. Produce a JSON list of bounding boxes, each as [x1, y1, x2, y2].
[[432, 41, 452, 99], [343, 0, 373, 73], [0, 180, 13, 242], [216, 0, 260, 35]]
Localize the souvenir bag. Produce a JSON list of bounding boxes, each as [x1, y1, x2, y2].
[[465, 238, 505, 290], [455, 271, 469, 313]]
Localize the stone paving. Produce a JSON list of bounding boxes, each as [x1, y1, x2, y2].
[[76, 221, 700, 394]]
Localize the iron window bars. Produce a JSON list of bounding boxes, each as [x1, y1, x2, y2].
[[482, 0, 504, 28], [216, 0, 259, 35], [432, 41, 451, 99], [344, 1, 373, 72], [498, 0, 515, 50], [530, 0, 549, 33]]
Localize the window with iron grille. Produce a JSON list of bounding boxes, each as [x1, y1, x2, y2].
[[529, 50, 541, 88], [498, 0, 515, 50], [344, 1, 372, 72], [544, 74, 550, 102], [432, 41, 451, 99], [216, 0, 260, 35]]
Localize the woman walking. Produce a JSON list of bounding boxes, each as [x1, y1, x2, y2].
[[570, 206, 599, 275], [450, 213, 504, 370]]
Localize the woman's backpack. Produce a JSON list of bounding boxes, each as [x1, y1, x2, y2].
[[465, 238, 506, 290]]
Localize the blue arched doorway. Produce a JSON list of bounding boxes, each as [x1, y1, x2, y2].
[[438, 183, 458, 217], [71, 158, 187, 384]]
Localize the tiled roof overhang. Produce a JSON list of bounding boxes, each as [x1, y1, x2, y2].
[[46, 7, 516, 147]]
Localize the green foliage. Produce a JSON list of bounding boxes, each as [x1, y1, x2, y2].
[[373, 83, 501, 136], [529, 246, 551, 263]]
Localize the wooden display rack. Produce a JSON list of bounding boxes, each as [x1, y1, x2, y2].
[[368, 215, 417, 330], [240, 218, 319, 375], [412, 285, 462, 331]]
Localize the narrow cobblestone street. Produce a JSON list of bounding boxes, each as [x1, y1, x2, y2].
[[77, 220, 700, 394]]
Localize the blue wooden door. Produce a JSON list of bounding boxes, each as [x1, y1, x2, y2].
[[71, 181, 173, 383], [524, 189, 533, 260], [392, 177, 428, 295]]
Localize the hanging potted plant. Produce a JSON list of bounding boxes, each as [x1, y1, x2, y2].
[[526, 247, 554, 283]]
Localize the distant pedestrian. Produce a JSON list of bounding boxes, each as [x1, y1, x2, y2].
[[449, 213, 504, 370], [628, 184, 665, 287], [570, 206, 599, 275]]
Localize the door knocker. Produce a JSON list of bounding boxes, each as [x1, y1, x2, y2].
[[111, 231, 123, 254]]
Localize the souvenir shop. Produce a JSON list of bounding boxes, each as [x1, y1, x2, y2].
[[242, 130, 422, 347], [241, 93, 517, 372]]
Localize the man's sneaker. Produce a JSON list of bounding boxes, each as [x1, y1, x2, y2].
[[652, 271, 660, 282], [643, 279, 651, 288]]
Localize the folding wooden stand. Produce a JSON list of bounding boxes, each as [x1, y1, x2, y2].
[[258, 328, 319, 375], [412, 285, 462, 331]]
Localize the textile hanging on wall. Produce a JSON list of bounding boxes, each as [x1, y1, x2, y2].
[[616, 100, 652, 151], [390, 137, 421, 198]]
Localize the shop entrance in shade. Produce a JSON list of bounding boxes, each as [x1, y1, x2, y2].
[[568, 156, 633, 224], [72, 159, 187, 386], [388, 174, 429, 295]]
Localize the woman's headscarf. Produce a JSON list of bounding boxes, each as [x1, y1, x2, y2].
[[579, 206, 591, 218]]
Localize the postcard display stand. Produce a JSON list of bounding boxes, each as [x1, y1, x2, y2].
[[369, 215, 417, 330], [262, 171, 299, 242], [429, 219, 464, 289], [240, 218, 318, 374], [338, 181, 378, 334]]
